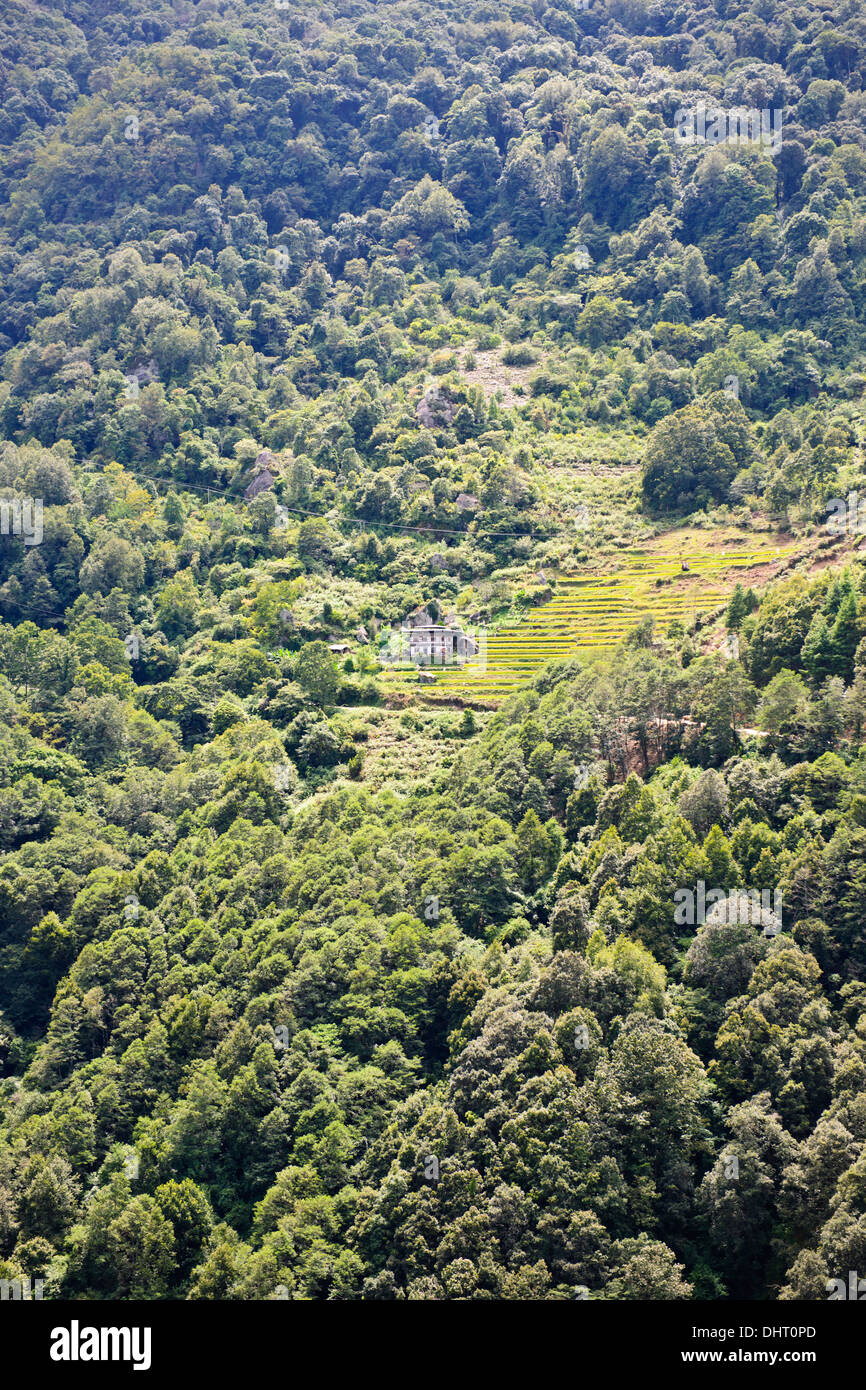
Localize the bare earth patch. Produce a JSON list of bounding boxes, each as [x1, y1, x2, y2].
[[460, 348, 536, 408]]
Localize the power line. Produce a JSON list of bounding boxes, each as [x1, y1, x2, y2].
[[98, 465, 556, 542]]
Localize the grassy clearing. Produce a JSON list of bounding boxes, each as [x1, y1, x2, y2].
[[345, 707, 492, 788]]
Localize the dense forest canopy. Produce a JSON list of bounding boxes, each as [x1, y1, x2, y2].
[[1, 0, 866, 1305]]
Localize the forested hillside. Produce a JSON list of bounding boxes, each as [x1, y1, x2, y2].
[[2, 0, 866, 1303]]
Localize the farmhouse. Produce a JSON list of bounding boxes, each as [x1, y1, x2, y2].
[[409, 624, 478, 666], [385, 605, 478, 666], [406, 624, 477, 664]]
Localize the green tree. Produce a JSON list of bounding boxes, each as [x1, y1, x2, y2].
[[294, 642, 338, 707]]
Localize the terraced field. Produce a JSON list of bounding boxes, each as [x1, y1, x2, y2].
[[384, 537, 801, 704]]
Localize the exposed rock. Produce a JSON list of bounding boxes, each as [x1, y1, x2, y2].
[[416, 385, 455, 428], [455, 492, 480, 512]]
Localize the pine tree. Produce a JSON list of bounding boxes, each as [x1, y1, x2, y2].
[[801, 614, 836, 684], [830, 590, 861, 679], [702, 824, 739, 890], [726, 583, 749, 630]]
